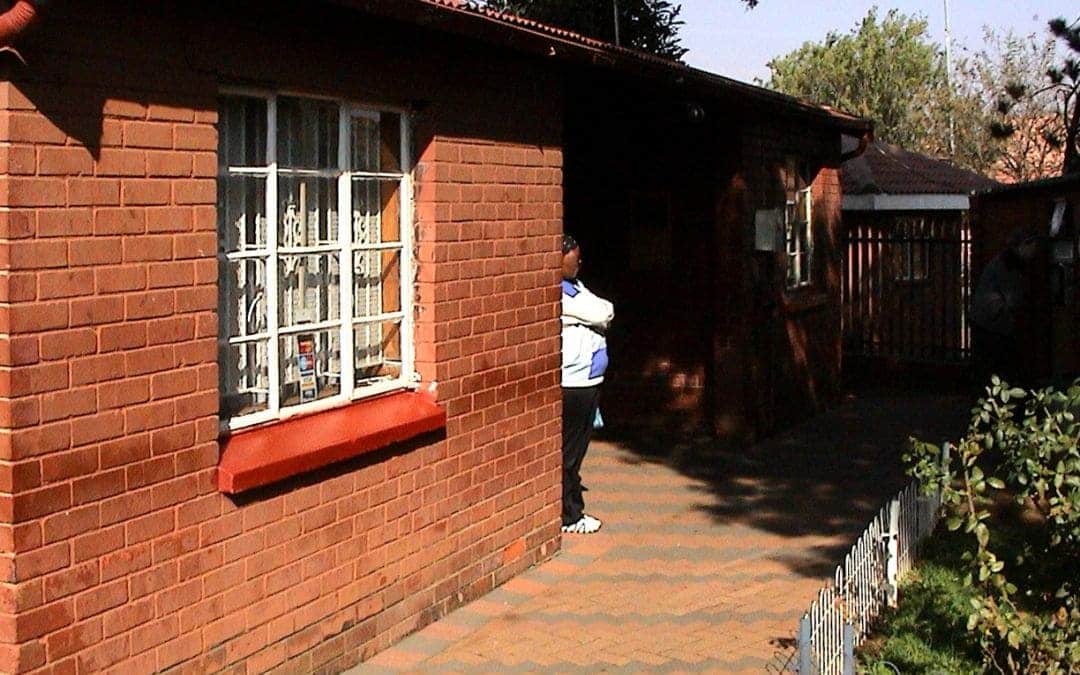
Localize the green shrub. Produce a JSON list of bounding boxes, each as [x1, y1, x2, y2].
[[905, 377, 1080, 674]]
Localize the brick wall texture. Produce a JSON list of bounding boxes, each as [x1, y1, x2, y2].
[[740, 115, 846, 431], [0, 2, 562, 673]]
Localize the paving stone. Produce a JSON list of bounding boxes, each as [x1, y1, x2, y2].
[[344, 390, 969, 673]]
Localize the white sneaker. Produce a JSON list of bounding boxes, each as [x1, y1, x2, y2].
[[561, 514, 602, 534]]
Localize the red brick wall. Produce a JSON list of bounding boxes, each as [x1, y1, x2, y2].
[[0, 2, 562, 673], [736, 115, 845, 435]]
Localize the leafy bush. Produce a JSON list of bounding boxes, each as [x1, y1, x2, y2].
[[906, 377, 1080, 674]]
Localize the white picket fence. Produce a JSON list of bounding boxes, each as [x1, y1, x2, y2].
[[795, 447, 947, 674]]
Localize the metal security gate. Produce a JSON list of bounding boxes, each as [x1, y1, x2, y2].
[[842, 213, 973, 364]]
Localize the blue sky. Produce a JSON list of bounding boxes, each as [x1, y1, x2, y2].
[[677, 1, 1080, 84]]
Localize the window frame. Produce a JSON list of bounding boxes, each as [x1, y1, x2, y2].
[[784, 170, 813, 291], [217, 88, 416, 432]]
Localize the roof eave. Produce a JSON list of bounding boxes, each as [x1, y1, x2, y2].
[[328, 0, 873, 134]]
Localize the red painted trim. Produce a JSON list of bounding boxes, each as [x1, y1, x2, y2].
[[217, 390, 446, 494]]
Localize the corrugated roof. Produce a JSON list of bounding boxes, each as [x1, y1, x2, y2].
[[842, 141, 998, 195], [419, 0, 689, 66], [332, 0, 872, 133]]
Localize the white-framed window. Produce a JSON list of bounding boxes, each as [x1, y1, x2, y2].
[[216, 91, 414, 430], [784, 163, 813, 289]]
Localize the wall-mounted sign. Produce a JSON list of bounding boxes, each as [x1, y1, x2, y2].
[[754, 208, 784, 252]]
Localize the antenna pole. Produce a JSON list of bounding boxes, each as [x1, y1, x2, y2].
[[944, 0, 955, 156], [613, 0, 621, 46]]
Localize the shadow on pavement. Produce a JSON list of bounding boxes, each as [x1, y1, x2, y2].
[[597, 385, 973, 578]]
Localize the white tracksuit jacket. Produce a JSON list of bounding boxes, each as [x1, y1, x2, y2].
[[561, 279, 614, 388]]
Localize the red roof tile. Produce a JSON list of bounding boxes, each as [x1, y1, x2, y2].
[[842, 141, 998, 195], [337, 0, 872, 133], [417, 0, 679, 64]]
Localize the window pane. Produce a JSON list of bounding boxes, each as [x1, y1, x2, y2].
[[786, 207, 798, 254], [277, 97, 339, 170], [380, 113, 402, 174], [219, 96, 267, 168], [278, 254, 341, 327], [351, 115, 379, 173], [796, 189, 809, 223], [219, 259, 268, 339], [798, 225, 811, 284], [220, 340, 269, 418], [280, 330, 341, 407], [354, 250, 401, 318], [278, 176, 339, 247], [352, 179, 401, 245], [219, 175, 267, 252], [355, 320, 402, 388], [351, 113, 402, 174]]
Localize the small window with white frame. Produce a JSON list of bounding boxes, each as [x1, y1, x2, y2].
[[784, 161, 813, 290], [216, 92, 414, 430]]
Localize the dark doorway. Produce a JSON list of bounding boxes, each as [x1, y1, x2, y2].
[[562, 72, 723, 434]]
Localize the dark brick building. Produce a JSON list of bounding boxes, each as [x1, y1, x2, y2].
[[0, 1, 869, 672], [971, 174, 1080, 383]]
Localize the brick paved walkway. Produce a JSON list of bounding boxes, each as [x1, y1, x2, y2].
[[349, 390, 969, 673]]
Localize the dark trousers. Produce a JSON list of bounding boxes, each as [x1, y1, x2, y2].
[[562, 385, 600, 526]]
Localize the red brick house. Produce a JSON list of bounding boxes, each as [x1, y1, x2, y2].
[[0, 1, 869, 672]]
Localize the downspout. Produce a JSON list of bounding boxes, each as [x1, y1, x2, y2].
[[0, 0, 42, 63]]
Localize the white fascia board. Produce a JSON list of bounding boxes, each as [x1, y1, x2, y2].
[[842, 194, 970, 211]]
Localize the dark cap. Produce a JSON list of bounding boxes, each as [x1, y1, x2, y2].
[[562, 234, 579, 255]]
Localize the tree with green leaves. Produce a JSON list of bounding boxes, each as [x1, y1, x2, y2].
[[481, 0, 687, 59], [764, 9, 996, 172]]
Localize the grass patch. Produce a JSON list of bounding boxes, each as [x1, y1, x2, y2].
[[857, 529, 983, 674], [858, 497, 1064, 674]]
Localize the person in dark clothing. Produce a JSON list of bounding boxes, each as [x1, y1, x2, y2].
[[971, 228, 1040, 386], [560, 235, 613, 534]]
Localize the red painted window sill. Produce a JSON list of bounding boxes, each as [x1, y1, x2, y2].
[[217, 390, 446, 494]]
